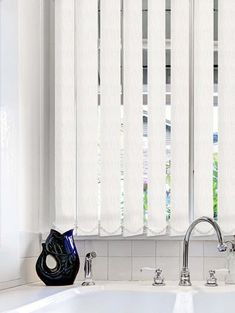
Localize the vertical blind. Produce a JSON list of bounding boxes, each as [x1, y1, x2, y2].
[[170, 0, 189, 235], [55, 0, 76, 230], [147, 0, 166, 235], [54, 0, 235, 236], [100, 0, 121, 235], [76, 0, 99, 235], [218, 0, 235, 234], [194, 0, 214, 234], [123, 0, 143, 236]]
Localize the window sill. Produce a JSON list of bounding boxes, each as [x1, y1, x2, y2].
[[41, 232, 233, 242]]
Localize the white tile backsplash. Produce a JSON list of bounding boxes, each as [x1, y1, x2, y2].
[[20, 238, 229, 285]]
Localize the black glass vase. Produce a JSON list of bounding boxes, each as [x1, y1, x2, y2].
[[36, 229, 80, 286]]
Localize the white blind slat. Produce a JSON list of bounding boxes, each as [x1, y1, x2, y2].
[[55, 0, 76, 230], [76, 0, 98, 235], [170, 0, 190, 235], [218, 0, 235, 234], [194, 0, 214, 234], [147, 0, 166, 236], [123, 0, 143, 236], [100, 0, 121, 236]]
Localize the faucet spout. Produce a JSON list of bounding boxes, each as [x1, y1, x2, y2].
[[179, 216, 227, 286]]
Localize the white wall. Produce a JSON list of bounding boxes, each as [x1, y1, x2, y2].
[[19, 0, 41, 233], [0, 0, 21, 287], [0, 0, 51, 288], [18, 0, 51, 285]]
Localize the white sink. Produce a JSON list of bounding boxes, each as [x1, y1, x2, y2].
[[6, 286, 177, 313], [3, 282, 235, 313]]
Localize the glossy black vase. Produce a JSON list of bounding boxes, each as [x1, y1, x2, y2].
[[36, 229, 80, 286]]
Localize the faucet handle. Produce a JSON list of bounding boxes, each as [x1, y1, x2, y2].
[[140, 267, 156, 272], [140, 267, 165, 286], [205, 270, 218, 287]]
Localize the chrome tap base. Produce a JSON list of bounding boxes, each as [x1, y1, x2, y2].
[[205, 282, 218, 287], [153, 282, 165, 286], [179, 268, 192, 286], [81, 281, 95, 286]]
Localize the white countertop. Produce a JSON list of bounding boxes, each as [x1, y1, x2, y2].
[[1, 281, 235, 313], [0, 283, 70, 312]]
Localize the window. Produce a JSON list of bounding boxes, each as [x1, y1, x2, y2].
[[53, 0, 235, 237]]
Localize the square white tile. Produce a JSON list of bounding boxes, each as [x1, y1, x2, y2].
[[204, 257, 227, 281], [156, 256, 180, 281], [75, 240, 85, 257], [187, 257, 204, 281], [85, 240, 108, 257], [132, 257, 155, 281], [76, 258, 103, 284], [76, 258, 85, 282], [108, 257, 132, 280], [20, 232, 40, 258], [93, 257, 108, 281], [204, 241, 227, 258], [108, 241, 131, 257], [180, 240, 203, 257], [156, 240, 180, 257], [20, 257, 39, 284], [132, 240, 155, 257]]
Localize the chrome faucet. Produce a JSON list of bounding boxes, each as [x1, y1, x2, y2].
[[81, 251, 97, 286], [179, 216, 227, 286], [140, 267, 165, 286]]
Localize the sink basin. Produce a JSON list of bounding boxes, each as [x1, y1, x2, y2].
[[194, 291, 235, 313], [6, 286, 177, 313], [4, 282, 235, 313]]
